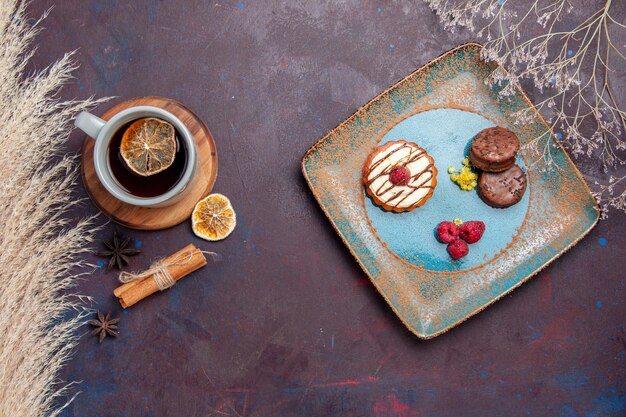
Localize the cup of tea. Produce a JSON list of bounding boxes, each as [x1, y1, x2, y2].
[[75, 106, 197, 207]]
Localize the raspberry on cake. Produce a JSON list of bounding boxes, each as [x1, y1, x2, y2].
[[362, 140, 437, 212]]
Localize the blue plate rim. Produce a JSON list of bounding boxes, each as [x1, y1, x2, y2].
[[301, 42, 600, 339]]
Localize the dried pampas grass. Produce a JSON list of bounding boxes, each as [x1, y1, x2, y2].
[[0, 1, 104, 416]]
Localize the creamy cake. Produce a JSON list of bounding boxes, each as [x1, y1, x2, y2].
[[363, 140, 437, 212]]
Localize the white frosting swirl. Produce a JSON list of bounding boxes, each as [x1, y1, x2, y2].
[[365, 141, 435, 209]]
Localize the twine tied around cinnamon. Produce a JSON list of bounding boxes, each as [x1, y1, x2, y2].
[[118, 249, 220, 291]]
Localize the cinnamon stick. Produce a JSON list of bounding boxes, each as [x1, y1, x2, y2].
[[113, 244, 207, 308]]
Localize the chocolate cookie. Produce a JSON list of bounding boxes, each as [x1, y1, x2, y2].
[[469, 126, 520, 172], [477, 164, 527, 208]]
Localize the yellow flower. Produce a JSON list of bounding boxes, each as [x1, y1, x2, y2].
[[454, 218, 463, 225], [449, 157, 478, 191]]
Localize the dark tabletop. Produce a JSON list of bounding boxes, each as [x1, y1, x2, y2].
[[27, 1, 624, 416]]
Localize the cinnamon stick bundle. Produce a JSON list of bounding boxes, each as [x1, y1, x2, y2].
[[113, 244, 207, 308]]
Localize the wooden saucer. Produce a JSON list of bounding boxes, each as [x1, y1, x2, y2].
[[81, 96, 218, 230]]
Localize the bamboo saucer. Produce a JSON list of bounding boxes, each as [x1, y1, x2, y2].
[[81, 96, 218, 230]]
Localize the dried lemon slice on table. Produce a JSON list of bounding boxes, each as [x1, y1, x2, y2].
[[192, 194, 237, 241], [120, 117, 177, 176]]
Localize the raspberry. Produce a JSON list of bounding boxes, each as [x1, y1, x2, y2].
[[459, 221, 486, 244], [389, 166, 410, 185], [447, 239, 469, 260], [436, 221, 460, 244]]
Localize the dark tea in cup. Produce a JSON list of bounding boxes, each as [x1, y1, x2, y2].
[[107, 118, 187, 198]]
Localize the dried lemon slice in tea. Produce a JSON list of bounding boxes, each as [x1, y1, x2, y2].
[[120, 117, 177, 176], [192, 194, 237, 241]]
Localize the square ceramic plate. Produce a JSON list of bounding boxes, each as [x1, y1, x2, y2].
[[302, 43, 598, 339]]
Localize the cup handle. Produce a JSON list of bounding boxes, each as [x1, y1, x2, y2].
[[75, 111, 106, 140]]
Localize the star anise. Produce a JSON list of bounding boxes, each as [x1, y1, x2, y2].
[[88, 311, 120, 343], [94, 231, 140, 270]]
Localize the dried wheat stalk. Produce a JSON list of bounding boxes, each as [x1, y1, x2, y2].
[[0, 1, 105, 416]]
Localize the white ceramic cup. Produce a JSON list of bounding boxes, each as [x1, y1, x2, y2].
[[75, 106, 197, 207]]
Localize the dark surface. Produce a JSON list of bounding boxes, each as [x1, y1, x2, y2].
[[26, 1, 625, 416]]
